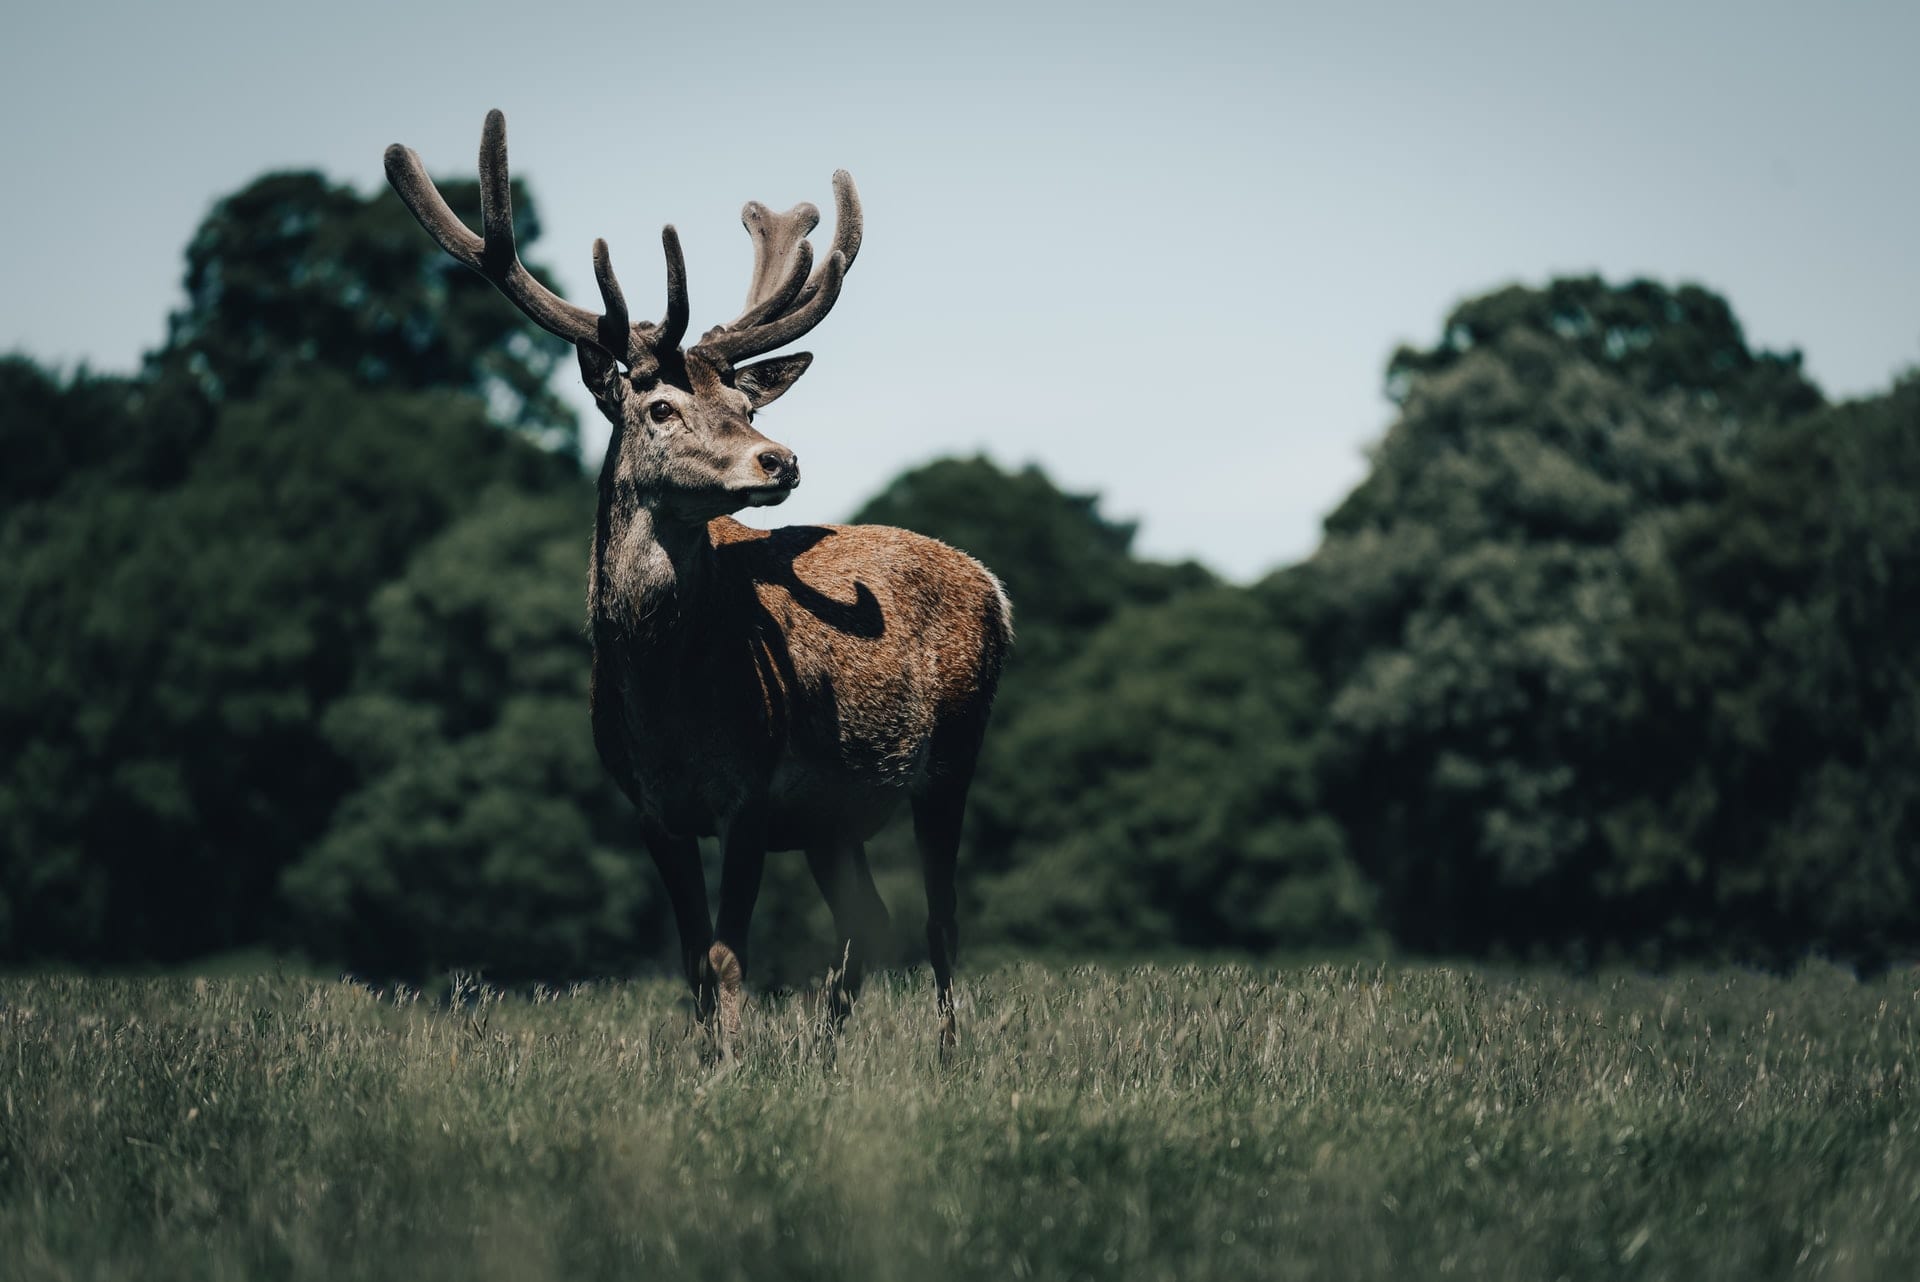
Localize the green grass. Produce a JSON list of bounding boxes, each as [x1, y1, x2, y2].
[[1, 962, 1914, 1281]]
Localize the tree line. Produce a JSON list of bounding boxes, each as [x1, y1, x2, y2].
[[2, 169, 1914, 980]]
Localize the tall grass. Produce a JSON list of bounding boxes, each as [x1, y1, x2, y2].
[[2, 962, 1913, 1280]]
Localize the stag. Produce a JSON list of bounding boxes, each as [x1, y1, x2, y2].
[[385, 111, 1009, 1047]]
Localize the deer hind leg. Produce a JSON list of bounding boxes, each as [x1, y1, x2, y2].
[[803, 838, 894, 1024], [644, 830, 715, 1019], [912, 775, 970, 1050]]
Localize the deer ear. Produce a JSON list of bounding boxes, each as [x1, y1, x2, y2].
[[735, 353, 814, 409], [576, 343, 624, 408]]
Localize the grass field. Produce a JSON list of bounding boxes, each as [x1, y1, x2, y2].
[[2, 962, 1914, 1281]]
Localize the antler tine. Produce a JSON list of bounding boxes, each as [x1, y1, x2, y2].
[[658, 226, 690, 353], [475, 110, 517, 270], [696, 250, 848, 366], [590, 238, 631, 354], [385, 110, 609, 353], [384, 144, 485, 267], [790, 170, 862, 313]]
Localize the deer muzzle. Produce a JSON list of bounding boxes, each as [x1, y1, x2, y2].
[[740, 443, 800, 506], [756, 445, 799, 488]]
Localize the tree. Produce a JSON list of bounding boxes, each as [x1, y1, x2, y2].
[[1614, 374, 1920, 965], [1296, 278, 1824, 958], [1383, 275, 1821, 422], [1, 152, 592, 966], [970, 588, 1374, 953], [0, 358, 215, 508], [0, 370, 573, 963], [153, 170, 577, 450]]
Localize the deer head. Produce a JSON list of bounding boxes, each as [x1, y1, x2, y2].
[[384, 110, 861, 521]]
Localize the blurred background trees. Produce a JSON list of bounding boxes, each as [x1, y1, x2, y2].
[[154, 171, 577, 449], [1611, 376, 1920, 967], [2, 165, 1914, 979], [1284, 281, 1828, 960]]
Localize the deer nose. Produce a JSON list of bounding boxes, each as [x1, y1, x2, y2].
[[757, 447, 799, 485]]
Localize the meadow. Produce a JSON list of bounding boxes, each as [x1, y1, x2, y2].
[[1, 961, 1914, 1281]]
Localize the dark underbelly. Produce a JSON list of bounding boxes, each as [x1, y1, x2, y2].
[[637, 770, 916, 850], [608, 698, 926, 846]]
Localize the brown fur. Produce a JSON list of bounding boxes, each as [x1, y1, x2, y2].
[[591, 517, 1010, 850]]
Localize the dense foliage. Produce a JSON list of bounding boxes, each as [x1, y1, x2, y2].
[[1613, 376, 1920, 966], [968, 588, 1372, 953], [0, 368, 570, 959], [1, 162, 1913, 976], [0, 175, 585, 969], [155, 170, 577, 448], [1277, 284, 1916, 967]]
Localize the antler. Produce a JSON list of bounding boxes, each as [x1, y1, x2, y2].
[[694, 170, 863, 367], [384, 109, 687, 368]]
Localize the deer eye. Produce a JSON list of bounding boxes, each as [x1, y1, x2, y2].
[[646, 400, 677, 424]]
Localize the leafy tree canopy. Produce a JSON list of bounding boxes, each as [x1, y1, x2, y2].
[[153, 170, 578, 450], [1296, 276, 1823, 957], [0, 369, 574, 963], [1384, 276, 1822, 423], [970, 587, 1375, 954], [1613, 373, 1920, 965]]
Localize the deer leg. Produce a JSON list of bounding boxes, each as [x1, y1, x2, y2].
[[710, 813, 767, 1053], [803, 838, 893, 1021], [643, 830, 714, 1017], [912, 779, 969, 1049]]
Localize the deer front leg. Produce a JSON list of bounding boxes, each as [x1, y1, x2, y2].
[[804, 838, 893, 1025], [644, 830, 715, 1017], [710, 810, 768, 1055]]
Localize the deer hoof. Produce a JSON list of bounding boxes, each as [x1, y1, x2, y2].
[[709, 942, 744, 1055]]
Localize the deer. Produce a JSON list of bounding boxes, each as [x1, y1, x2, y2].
[[385, 110, 1010, 1049]]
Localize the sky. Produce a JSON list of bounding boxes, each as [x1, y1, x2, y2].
[[5, 0, 1916, 580]]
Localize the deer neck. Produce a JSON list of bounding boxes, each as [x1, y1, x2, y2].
[[589, 476, 715, 644]]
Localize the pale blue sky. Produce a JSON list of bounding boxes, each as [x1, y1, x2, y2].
[[5, 1, 1916, 579]]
